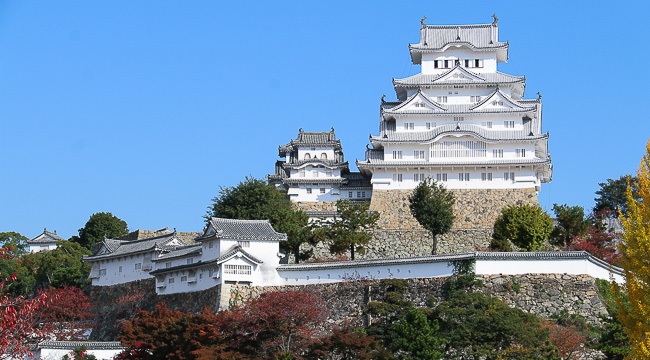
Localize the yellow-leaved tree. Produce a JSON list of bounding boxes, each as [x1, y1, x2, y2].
[[617, 139, 650, 358]]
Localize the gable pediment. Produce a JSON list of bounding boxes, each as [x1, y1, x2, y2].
[[385, 90, 447, 114], [435, 66, 485, 83], [95, 245, 112, 256], [471, 88, 531, 112]]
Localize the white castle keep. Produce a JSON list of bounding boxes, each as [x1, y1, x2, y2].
[[273, 15, 551, 211]]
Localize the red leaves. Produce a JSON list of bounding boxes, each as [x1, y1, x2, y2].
[[568, 225, 620, 265]]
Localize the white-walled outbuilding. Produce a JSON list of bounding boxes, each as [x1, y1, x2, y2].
[[27, 228, 64, 253]]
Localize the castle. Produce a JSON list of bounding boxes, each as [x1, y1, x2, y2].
[[271, 15, 552, 256], [83, 19, 621, 307]]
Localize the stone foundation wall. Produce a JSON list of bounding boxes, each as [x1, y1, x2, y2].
[[230, 274, 608, 327], [293, 201, 338, 212], [369, 188, 539, 230]]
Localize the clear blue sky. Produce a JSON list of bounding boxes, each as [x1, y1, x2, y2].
[[2, 2, 649, 239]]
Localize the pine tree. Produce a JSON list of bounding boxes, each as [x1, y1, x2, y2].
[[617, 139, 650, 357]]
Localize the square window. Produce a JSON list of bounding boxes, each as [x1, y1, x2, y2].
[[168, 277, 175, 284], [306, 188, 312, 194], [320, 188, 325, 194], [135, 263, 141, 270]]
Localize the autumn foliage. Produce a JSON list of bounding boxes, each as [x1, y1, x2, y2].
[[0, 246, 95, 357]]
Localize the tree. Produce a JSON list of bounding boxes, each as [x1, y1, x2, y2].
[[550, 203, 588, 247], [305, 327, 391, 360], [76, 212, 128, 249], [616, 139, 650, 357], [491, 204, 553, 251], [390, 308, 444, 359], [207, 177, 313, 263], [321, 199, 379, 260], [408, 179, 455, 254], [594, 175, 640, 217], [434, 291, 557, 359], [22, 240, 91, 289], [0, 232, 29, 257], [0, 247, 93, 358], [35, 286, 95, 341]]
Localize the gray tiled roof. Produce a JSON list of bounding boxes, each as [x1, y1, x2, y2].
[[410, 23, 507, 52], [279, 129, 341, 154], [28, 228, 64, 244], [370, 123, 548, 144], [357, 157, 550, 168], [199, 218, 287, 242], [393, 69, 524, 86], [38, 340, 124, 350], [153, 244, 202, 261], [84, 232, 183, 261], [283, 178, 345, 185]]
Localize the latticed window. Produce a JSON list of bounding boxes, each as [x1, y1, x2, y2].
[[430, 140, 487, 158], [224, 264, 252, 275]]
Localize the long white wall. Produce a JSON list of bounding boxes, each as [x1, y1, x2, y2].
[[278, 252, 625, 285]]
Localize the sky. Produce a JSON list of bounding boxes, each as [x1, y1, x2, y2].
[[1, 1, 649, 240]]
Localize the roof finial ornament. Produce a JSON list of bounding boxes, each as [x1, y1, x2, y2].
[[537, 91, 542, 100], [420, 15, 427, 28], [492, 14, 499, 25], [330, 127, 335, 133], [381, 94, 386, 103], [298, 128, 303, 133], [456, 27, 461, 40]]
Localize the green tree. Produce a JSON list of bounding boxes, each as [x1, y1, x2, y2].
[[0, 232, 29, 256], [22, 241, 91, 289], [391, 308, 444, 359], [207, 177, 313, 263], [408, 179, 455, 254], [491, 204, 553, 251], [616, 139, 650, 357], [434, 291, 557, 359], [322, 199, 379, 260], [594, 175, 640, 217], [550, 203, 589, 247], [76, 212, 128, 249]]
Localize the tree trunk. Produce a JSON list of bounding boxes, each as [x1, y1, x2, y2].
[[350, 244, 355, 260]]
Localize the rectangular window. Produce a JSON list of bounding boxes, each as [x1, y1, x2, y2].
[[516, 149, 526, 157], [224, 264, 252, 275], [436, 96, 448, 103], [413, 173, 426, 182], [238, 240, 250, 248], [348, 191, 353, 198], [181, 276, 187, 282], [168, 277, 175, 284], [326, 169, 333, 177], [403, 122, 414, 130], [306, 188, 312, 194], [135, 263, 141, 270], [426, 122, 431, 129], [436, 173, 448, 182], [471, 96, 482, 103], [481, 173, 493, 181], [320, 188, 325, 194], [493, 149, 503, 158], [392, 150, 402, 159], [118, 266, 122, 273], [187, 258, 193, 265], [361, 192, 366, 198], [481, 121, 492, 128], [99, 269, 106, 276], [414, 150, 425, 159], [199, 273, 203, 279], [504, 121, 515, 128], [393, 173, 403, 182], [208, 241, 213, 249], [504, 172, 516, 181], [458, 173, 470, 181], [475, 59, 483, 68], [453, 116, 464, 121], [165, 262, 171, 268], [357, 191, 362, 198]]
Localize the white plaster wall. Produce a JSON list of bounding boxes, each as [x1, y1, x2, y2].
[[34, 348, 123, 360], [156, 265, 220, 294], [297, 147, 335, 161], [421, 49, 498, 74], [89, 253, 153, 286], [28, 243, 57, 253], [288, 184, 344, 202]]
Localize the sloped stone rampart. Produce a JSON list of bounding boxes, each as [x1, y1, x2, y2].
[[369, 188, 539, 230], [230, 274, 608, 327]]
